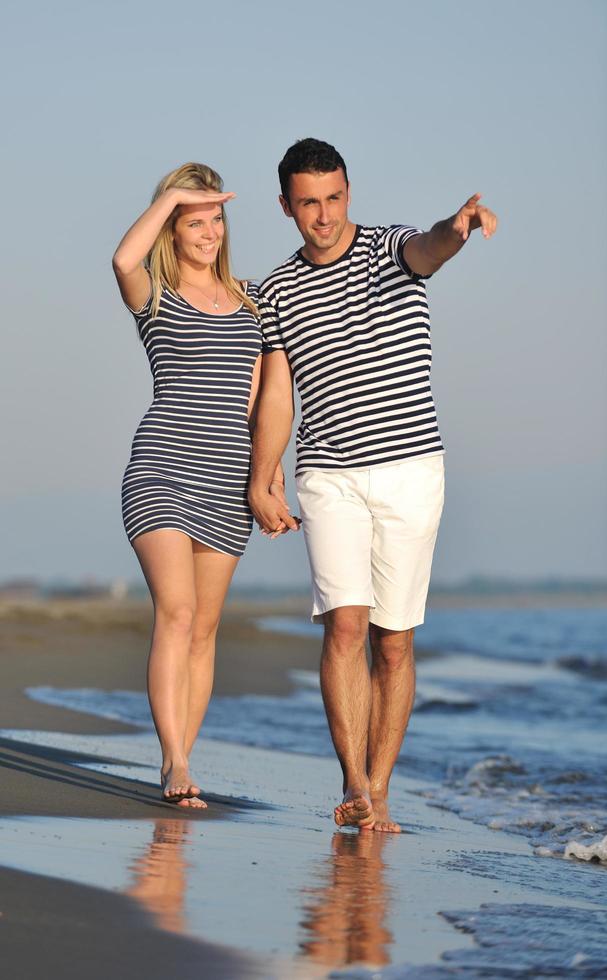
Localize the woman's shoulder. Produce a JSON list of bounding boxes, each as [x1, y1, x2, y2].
[[129, 284, 183, 326]]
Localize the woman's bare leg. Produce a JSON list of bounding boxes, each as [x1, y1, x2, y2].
[[133, 529, 202, 806], [183, 543, 239, 757]]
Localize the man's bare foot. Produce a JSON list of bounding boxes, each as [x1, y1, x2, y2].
[[334, 789, 375, 830], [370, 797, 401, 833], [161, 764, 206, 808]]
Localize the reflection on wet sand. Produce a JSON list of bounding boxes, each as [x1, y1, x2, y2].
[[125, 819, 193, 934], [298, 831, 395, 969], [125, 819, 395, 968]]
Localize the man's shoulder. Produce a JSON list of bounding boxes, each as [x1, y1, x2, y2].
[[259, 251, 301, 295], [359, 224, 387, 235], [352, 224, 420, 256], [360, 223, 420, 241], [356, 225, 391, 249]]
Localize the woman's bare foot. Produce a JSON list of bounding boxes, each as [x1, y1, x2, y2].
[[370, 797, 401, 833], [175, 795, 207, 809], [334, 789, 375, 830], [161, 763, 205, 808]]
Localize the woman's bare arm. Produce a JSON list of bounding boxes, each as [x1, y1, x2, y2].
[[112, 187, 235, 311]]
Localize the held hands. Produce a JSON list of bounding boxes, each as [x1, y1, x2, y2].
[[452, 194, 497, 241], [249, 482, 301, 540]]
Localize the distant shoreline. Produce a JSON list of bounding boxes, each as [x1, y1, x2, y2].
[[0, 585, 605, 618]]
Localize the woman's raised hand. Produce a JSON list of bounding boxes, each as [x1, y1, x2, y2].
[[113, 185, 236, 310], [170, 187, 236, 207]]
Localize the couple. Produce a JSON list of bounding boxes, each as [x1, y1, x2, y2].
[[113, 139, 497, 832]]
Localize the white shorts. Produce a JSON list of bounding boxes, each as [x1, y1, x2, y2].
[[296, 455, 444, 631]]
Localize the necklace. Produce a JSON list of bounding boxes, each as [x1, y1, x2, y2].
[[180, 277, 219, 309]]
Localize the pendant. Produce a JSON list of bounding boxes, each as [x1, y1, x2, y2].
[[213, 301, 219, 309]]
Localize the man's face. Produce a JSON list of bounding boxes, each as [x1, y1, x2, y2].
[[280, 169, 350, 254]]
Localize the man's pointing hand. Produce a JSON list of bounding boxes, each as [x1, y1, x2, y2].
[[453, 193, 498, 241]]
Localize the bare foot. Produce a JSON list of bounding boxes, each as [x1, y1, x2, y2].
[[371, 797, 401, 833], [161, 764, 206, 808], [334, 789, 375, 830], [174, 796, 207, 810]]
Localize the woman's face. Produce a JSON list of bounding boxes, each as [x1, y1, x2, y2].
[[173, 202, 224, 268]]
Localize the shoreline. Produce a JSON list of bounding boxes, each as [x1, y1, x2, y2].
[[2, 728, 600, 975], [0, 597, 329, 822], [0, 597, 325, 737], [1, 597, 605, 977], [0, 600, 333, 978]]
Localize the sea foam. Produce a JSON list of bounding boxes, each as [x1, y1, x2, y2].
[[565, 834, 607, 864]]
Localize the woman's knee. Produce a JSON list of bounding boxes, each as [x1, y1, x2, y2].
[[155, 602, 196, 638], [189, 615, 220, 658]]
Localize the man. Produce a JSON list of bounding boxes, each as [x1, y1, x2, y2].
[[249, 138, 497, 832]]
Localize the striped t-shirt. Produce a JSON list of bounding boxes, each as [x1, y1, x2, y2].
[[259, 224, 444, 474]]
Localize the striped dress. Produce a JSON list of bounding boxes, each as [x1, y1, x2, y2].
[[122, 283, 261, 557]]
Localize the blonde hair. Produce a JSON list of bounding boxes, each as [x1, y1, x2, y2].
[[147, 162, 257, 318]]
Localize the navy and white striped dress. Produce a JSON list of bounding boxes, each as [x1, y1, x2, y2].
[[122, 282, 261, 557]]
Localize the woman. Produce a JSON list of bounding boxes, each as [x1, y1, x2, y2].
[[113, 163, 286, 807]]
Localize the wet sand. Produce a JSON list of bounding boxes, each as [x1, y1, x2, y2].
[[0, 596, 323, 978], [0, 865, 267, 980], [0, 596, 318, 821]]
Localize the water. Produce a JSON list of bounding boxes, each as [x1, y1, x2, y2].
[[257, 608, 607, 860], [29, 607, 607, 862], [386, 903, 607, 979]]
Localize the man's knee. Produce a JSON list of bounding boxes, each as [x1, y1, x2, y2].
[[369, 626, 413, 670], [323, 606, 369, 656]]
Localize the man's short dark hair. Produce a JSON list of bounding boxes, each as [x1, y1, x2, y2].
[[278, 138, 348, 202]]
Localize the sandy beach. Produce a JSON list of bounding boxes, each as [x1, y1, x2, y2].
[[0, 597, 320, 978], [0, 596, 605, 979]]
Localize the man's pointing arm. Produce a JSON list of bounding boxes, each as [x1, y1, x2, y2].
[[403, 193, 498, 277]]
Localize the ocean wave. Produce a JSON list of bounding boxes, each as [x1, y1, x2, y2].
[[556, 655, 607, 681], [361, 902, 607, 978], [441, 849, 605, 906], [26, 686, 153, 728], [415, 699, 477, 714], [564, 834, 607, 864], [415, 679, 478, 713], [419, 754, 607, 860], [438, 902, 607, 978], [414, 608, 607, 670]]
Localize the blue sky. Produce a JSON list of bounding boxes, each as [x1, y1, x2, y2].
[[1, 0, 605, 587]]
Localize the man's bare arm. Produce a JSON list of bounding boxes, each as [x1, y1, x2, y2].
[[403, 193, 498, 277], [249, 350, 300, 535]]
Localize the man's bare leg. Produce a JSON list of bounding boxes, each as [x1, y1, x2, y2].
[[366, 626, 416, 832], [320, 606, 375, 829]]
